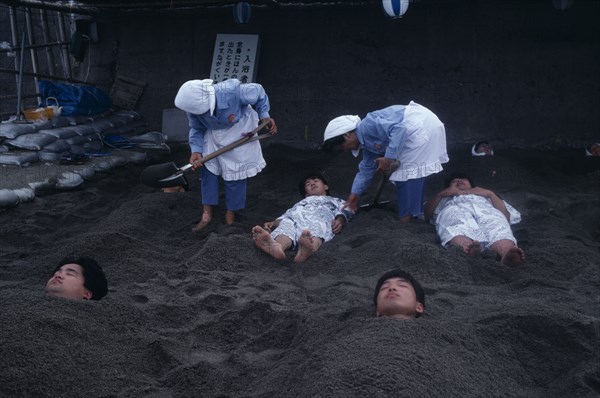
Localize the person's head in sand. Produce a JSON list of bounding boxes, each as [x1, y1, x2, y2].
[[471, 141, 494, 156], [252, 172, 352, 263], [585, 143, 600, 157], [45, 256, 108, 300], [374, 269, 425, 319]]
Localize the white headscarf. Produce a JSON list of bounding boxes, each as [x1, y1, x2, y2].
[[323, 115, 361, 157], [174, 79, 216, 115]]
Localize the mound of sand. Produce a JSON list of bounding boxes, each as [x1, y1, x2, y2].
[[1, 143, 598, 397]]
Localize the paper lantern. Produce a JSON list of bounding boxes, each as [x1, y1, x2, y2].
[[382, 0, 410, 18], [552, 0, 573, 10], [233, 2, 251, 25]]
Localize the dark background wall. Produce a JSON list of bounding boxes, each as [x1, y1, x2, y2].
[[2, 0, 599, 148]]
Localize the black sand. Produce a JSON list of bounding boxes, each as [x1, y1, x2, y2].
[[1, 143, 599, 397]]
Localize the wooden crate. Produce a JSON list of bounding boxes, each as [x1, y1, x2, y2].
[[109, 75, 146, 110]]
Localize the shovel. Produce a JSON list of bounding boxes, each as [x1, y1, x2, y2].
[[140, 120, 271, 188], [359, 160, 400, 211]]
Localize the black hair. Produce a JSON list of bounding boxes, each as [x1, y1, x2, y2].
[[444, 172, 475, 188], [298, 172, 330, 198], [474, 141, 490, 152], [53, 256, 108, 300], [321, 134, 345, 153], [373, 269, 425, 317]]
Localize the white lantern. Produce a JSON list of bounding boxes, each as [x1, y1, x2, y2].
[[233, 1, 251, 25], [552, 0, 573, 10], [382, 0, 410, 18]]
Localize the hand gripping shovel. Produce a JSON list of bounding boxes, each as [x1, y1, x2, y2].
[[140, 120, 272, 188], [359, 160, 400, 211]]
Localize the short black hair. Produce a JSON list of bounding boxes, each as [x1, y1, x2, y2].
[[53, 256, 108, 300], [373, 269, 425, 316], [474, 141, 490, 152], [321, 134, 345, 153], [298, 172, 330, 197], [444, 172, 475, 188]]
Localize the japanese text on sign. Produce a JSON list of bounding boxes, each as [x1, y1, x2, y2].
[[210, 34, 260, 83]]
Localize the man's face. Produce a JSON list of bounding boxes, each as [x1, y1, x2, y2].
[[449, 177, 472, 191], [475, 143, 493, 156], [589, 144, 600, 156], [45, 263, 92, 300], [376, 277, 423, 319], [304, 178, 329, 197], [340, 132, 360, 151]]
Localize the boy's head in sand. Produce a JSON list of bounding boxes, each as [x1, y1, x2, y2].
[[471, 141, 494, 156], [585, 143, 600, 156], [45, 256, 108, 301], [374, 269, 425, 319], [298, 172, 330, 198]]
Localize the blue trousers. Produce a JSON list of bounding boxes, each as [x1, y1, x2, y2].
[[394, 177, 426, 219], [201, 167, 247, 211]]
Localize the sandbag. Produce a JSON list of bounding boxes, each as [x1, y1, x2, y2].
[[0, 123, 36, 139], [0, 189, 20, 208], [0, 151, 40, 166], [5, 133, 57, 150], [42, 139, 72, 153], [38, 128, 78, 140], [56, 171, 85, 190]]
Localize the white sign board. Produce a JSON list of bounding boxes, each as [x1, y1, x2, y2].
[[209, 34, 260, 83]]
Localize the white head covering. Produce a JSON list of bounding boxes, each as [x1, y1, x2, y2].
[[585, 143, 600, 156], [323, 115, 361, 157], [471, 142, 494, 156], [174, 79, 216, 115]]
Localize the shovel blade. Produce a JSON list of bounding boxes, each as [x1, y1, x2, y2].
[[140, 162, 183, 188]]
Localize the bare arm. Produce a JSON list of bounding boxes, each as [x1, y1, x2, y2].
[[331, 215, 346, 234], [424, 186, 462, 222], [466, 187, 511, 221]]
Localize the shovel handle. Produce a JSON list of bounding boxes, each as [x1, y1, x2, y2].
[[191, 119, 271, 166]]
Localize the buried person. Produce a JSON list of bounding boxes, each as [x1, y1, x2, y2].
[[252, 172, 353, 263], [374, 269, 425, 319], [423, 172, 525, 266], [45, 256, 108, 300]]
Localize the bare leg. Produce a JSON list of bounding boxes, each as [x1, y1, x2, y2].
[[449, 235, 482, 257], [491, 239, 525, 266], [294, 230, 323, 263], [192, 205, 212, 232], [225, 210, 235, 225], [252, 226, 290, 260]]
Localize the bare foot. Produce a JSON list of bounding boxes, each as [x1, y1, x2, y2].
[[465, 241, 482, 257], [294, 230, 322, 263], [192, 212, 212, 232], [501, 246, 525, 266], [252, 226, 286, 260], [225, 210, 235, 225], [161, 186, 185, 193]]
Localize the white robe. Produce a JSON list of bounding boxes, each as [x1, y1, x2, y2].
[[272, 195, 349, 245], [431, 194, 521, 249], [389, 101, 449, 182]]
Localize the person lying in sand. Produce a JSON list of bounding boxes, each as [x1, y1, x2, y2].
[[45, 256, 108, 300], [252, 172, 353, 263], [424, 172, 525, 266], [374, 269, 425, 319]]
